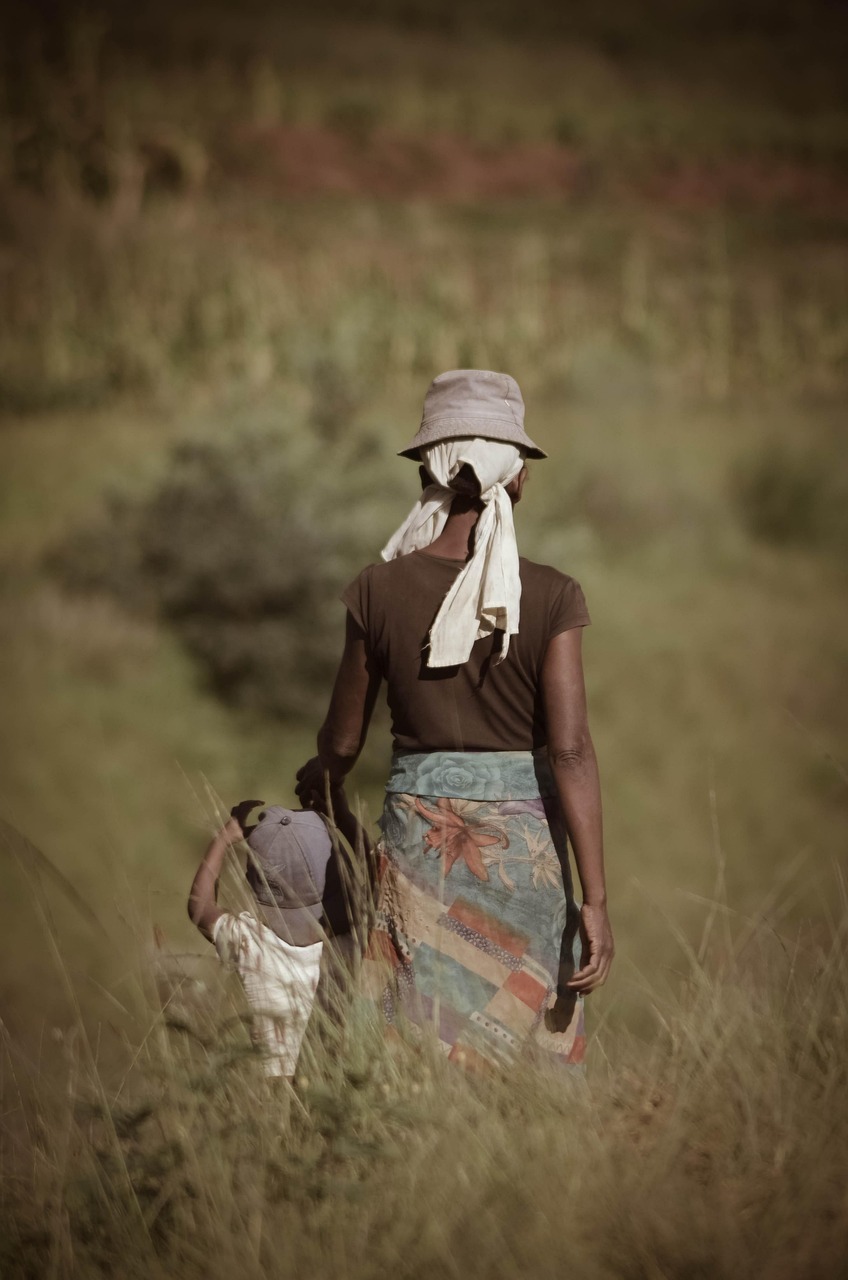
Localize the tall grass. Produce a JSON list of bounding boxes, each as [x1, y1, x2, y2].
[[2, 201, 846, 414], [2, 11, 848, 1271], [2, 857, 847, 1279]]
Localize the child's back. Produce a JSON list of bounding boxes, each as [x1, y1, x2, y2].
[[188, 801, 357, 1078]]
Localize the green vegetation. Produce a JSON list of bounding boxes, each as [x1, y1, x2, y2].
[[47, 430, 404, 723], [1, 1, 847, 1273], [3, 878, 847, 1278]]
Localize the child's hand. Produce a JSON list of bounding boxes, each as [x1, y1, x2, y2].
[[225, 799, 265, 840]]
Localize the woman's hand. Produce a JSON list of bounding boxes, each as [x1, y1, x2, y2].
[[566, 902, 614, 994], [295, 758, 350, 818], [295, 757, 326, 809]]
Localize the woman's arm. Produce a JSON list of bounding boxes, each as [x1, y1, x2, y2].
[[187, 814, 244, 943], [541, 627, 614, 992], [296, 610, 382, 802]]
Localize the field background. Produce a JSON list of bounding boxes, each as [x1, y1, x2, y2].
[[1, 1, 847, 1274]]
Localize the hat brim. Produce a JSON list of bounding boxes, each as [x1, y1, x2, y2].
[[399, 422, 547, 461], [258, 900, 324, 947]]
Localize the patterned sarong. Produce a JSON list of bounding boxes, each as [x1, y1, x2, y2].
[[362, 750, 586, 1072]]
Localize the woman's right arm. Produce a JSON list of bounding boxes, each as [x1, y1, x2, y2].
[[541, 626, 614, 992], [295, 610, 382, 803]]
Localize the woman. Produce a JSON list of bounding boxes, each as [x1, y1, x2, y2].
[[296, 369, 613, 1071]]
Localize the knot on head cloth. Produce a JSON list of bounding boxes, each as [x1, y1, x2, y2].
[[381, 438, 524, 667]]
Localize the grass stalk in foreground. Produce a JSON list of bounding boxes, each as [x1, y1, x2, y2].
[[2, 864, 847, 1279]]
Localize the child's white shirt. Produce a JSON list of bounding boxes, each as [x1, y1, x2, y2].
[[212, 911, 323, 1077]]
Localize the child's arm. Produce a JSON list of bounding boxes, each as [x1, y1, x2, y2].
[[188, 800, 261, 942]]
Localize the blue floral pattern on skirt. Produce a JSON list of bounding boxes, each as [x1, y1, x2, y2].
[[386, 749, 556, 802]]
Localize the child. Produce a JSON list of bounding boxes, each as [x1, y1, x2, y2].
[[188, 793, 371, 1079]]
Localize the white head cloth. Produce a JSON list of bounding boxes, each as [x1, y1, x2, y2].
[[381, 438, 524, 668]]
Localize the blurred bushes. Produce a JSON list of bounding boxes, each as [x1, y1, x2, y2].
[[49, 425, 398, 720], [731, 443, 848, 550], [1, 2, 847, 413], [1, 11, 208, 206]]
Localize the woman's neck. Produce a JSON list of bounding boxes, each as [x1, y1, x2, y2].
[[421, 497, 482, 562]]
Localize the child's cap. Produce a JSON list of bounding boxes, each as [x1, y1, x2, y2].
[[245, 806, 333, 946]]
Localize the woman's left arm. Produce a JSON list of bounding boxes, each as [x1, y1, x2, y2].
[[295, 610, 382, 804], [542, 626, 614, 992]]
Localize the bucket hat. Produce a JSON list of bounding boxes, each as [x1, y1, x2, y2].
[[245, 806, 336, 946], [399, 369, 547, 461]]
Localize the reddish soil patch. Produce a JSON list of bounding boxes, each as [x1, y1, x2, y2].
[[220, 123, 584, 201], [219, 121, 848, 214], [634, 155, 848, 214]]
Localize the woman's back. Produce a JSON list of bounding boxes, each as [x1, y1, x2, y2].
[[343, 550, 589, 752], [298, 370, 612, 1069]]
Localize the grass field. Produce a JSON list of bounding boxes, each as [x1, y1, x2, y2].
[[1, 2, 847, 1274]]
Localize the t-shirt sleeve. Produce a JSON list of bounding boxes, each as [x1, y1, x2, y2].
[[340, 564, 374, 634], [548, 575, 591, 640], [212, 912, 240, 969]]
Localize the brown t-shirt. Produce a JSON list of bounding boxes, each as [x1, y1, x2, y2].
[[341, 550, 590, 753]]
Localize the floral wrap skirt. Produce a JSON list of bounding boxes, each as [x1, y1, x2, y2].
[[361, 749, 586, 1072]]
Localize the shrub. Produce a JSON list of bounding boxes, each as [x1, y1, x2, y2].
[[730, 443, 847, 549], [48, 425, 400, 722]]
